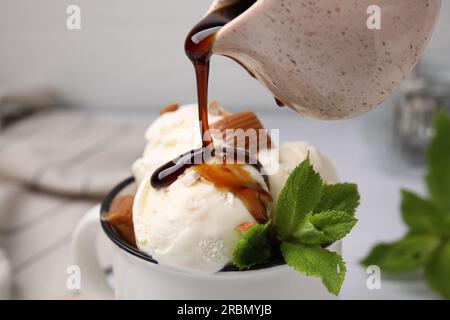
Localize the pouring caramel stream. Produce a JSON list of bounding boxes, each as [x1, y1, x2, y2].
[[150, 0, 271, 222]]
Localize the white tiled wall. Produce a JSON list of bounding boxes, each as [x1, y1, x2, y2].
[[0, 1, 448, 110]]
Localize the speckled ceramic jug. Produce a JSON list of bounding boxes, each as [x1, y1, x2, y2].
[[209, 0, 441, 119]]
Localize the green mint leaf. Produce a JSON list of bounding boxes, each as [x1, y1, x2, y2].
[[232, 221, 271, 270], [314, 183, 360, 216], [426, 110, 450, 211], [275, 157, 323, 240], [401, 190, 450, 234], [361, 243, 392, 267], [281, 242, 346, 296], [292, 214, 330, 245], [309, 211, 357, 241], [425, 240, 450, 300], [294, 211, 357, 245], [361, 234, 440, 273]]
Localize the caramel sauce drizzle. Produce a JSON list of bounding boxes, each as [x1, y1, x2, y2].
[[151, 0, 271, 222]]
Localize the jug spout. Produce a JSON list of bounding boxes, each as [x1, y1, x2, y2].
[[210, 0, 441, 120]]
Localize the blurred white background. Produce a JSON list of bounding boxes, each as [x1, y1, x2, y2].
[[0, 0, 274, 110], [0, 0, 448, 111]]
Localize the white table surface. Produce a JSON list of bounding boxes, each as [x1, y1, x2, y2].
[[87, 103, 440, 300]]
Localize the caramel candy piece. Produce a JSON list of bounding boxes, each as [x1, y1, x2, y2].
[[209, 101, 232, 117], [210, 111, 272, 153], [159, 103, 179, 115], [235, 222, 255, 232], [106, 195, 136, 246], [194, 164, 271, 224]]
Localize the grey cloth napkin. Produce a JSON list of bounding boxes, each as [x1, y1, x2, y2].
[[0, 110, 148, 197], [0, 108, 150, 298], [0, 179, 96, 299], [0, 87, 60, 129]]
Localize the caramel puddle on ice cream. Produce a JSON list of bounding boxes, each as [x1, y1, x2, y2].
[[193, 164, 271, 223], [151, 0, 271, 222]]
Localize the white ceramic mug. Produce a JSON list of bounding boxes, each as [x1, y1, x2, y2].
[[209, 0, 441, 119], [72, 178, 341, 300]]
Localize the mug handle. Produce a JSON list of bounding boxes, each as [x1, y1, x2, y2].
[[72, 205, 114, 299]]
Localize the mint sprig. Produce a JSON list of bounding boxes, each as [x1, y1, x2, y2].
[[315, 183, 360, 215], [294, 211, 357, 245], [361, 234, 441, 273], [232, 156, 360, 296], [362, 110, 450, 300], [426, 241, 450, 300], [426, 110, 450, 211], [275, 157, 323, 240], [232, 221, 272, 270], [281, 242, 347, 296]]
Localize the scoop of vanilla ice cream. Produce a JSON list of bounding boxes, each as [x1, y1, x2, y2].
[[132, 104, 225, 185], [259, 142, 339, 203], [133, 165, 268, 273]]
